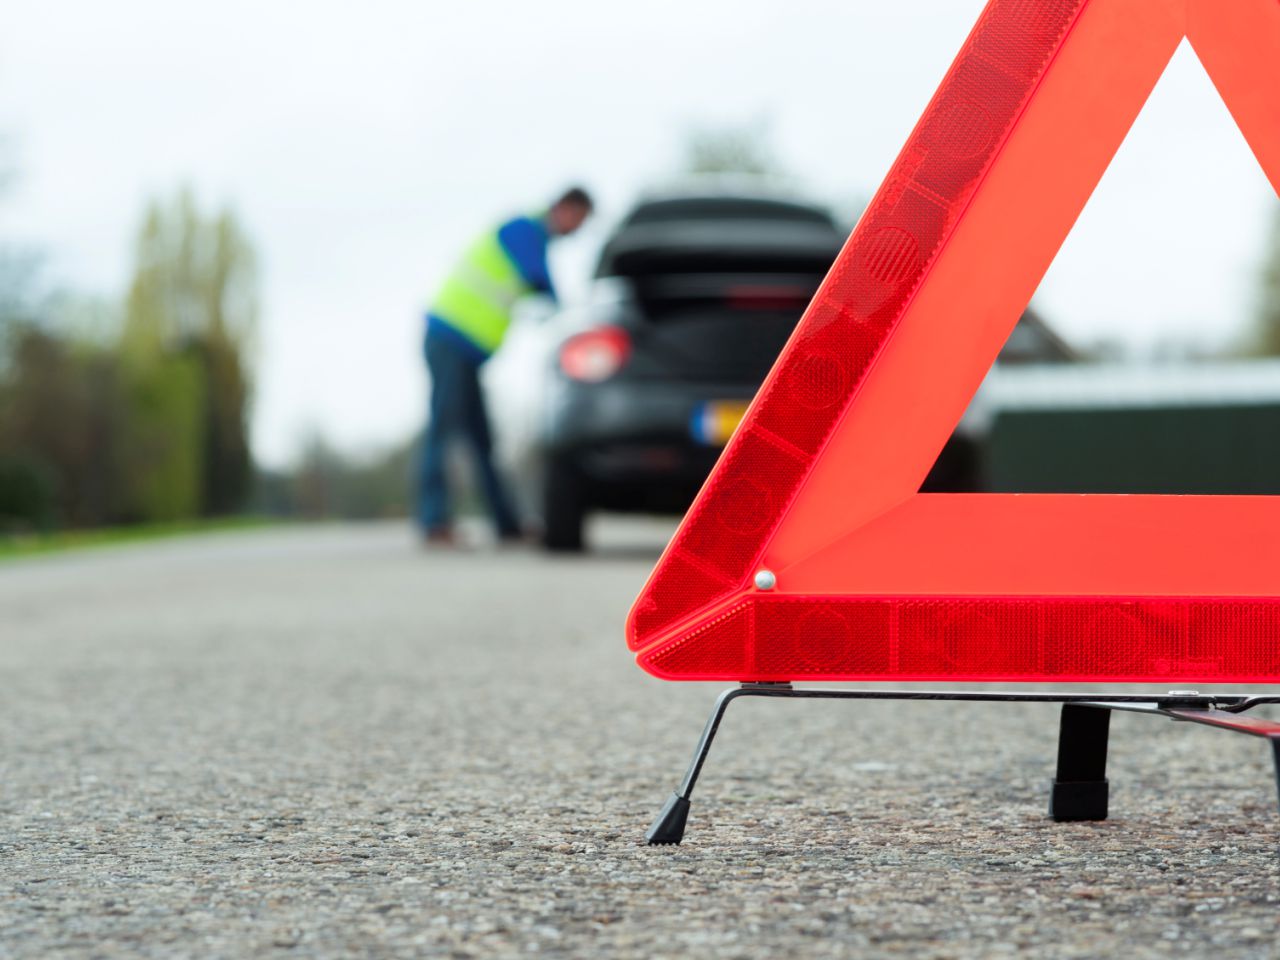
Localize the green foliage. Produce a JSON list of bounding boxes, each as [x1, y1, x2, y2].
[[682, 123, 782, 177], [116, 350, 206, 522], [0, 324, 128, 527], [254, 434, 413, 521], [0, 186, 260, 533], [0, 453, 57, 533], [119, 187, 258, 521], [123, 189, 257, 356], [196, 335, 254, 515]]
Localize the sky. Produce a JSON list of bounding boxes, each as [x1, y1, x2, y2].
[[1, 0, 1275, 467]]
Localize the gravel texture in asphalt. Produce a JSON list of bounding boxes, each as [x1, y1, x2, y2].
[[1, 521, 1278, 958]]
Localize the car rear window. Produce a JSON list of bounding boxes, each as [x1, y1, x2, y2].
[[597, 217, 844, 279]]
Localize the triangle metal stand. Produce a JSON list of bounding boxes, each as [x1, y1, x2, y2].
[[645, 684, 1280, 845]]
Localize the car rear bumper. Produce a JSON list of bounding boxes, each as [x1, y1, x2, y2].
[[546, 378, 753, 510]]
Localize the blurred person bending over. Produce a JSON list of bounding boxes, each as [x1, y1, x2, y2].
[[418, 187, 593, 544]]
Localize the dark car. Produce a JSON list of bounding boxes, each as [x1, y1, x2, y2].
[[488, 188, 1072, 551], [489, 190, 846, 551]]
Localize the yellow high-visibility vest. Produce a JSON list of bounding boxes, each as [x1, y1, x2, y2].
[[431, 227, 534, 354]]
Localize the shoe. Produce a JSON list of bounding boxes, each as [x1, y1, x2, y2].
[[496, 527, 538, 548], [421, 526, 458, 547]]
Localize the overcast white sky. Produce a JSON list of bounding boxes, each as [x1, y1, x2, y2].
[[1, 1, 1275, 466]]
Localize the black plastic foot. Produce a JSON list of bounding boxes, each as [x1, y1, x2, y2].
[[1050, 778, 1109, 821], [1049, 704, 1111, 821], [646, 792, 691, 845]]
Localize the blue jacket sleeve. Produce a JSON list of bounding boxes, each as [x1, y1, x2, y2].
[[496, 217, 556, 301]]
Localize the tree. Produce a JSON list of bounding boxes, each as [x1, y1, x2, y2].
[[681, 122, 784, 178], [278, 432, 414, 521], [0, 325, 127, 528], [0, 181, 260, 531], [0, 134, 66, 532], [120, 188, 258, 520], [0, 133, 41, 362]]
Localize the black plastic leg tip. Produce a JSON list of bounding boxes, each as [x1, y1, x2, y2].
[[1049, 778, 1109, 821], [645, 793, 691, 845]]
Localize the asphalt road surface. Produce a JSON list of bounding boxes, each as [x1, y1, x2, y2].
[[2, 520, 1278, 958]]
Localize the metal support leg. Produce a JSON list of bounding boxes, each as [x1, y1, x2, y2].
[[1050, 704, 1111, 821], [646, 686, 758, 845], [1269, 742, 1280, 814], [1272, 740, 1280, 816], [641, 687, 1280, 844], [1162, 707, 1280, 816]]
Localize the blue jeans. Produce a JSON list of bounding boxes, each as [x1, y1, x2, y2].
[[417, 331, 521, 537]]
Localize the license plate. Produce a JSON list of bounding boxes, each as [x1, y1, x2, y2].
[[691, 400, 750, 447]]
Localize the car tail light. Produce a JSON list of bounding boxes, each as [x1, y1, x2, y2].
[[559, 327, 631, 382]]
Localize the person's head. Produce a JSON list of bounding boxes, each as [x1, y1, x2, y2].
[[547, 186, 593, 237]]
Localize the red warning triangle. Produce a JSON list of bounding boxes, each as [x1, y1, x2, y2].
[[627, 0, 1280, 684]]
